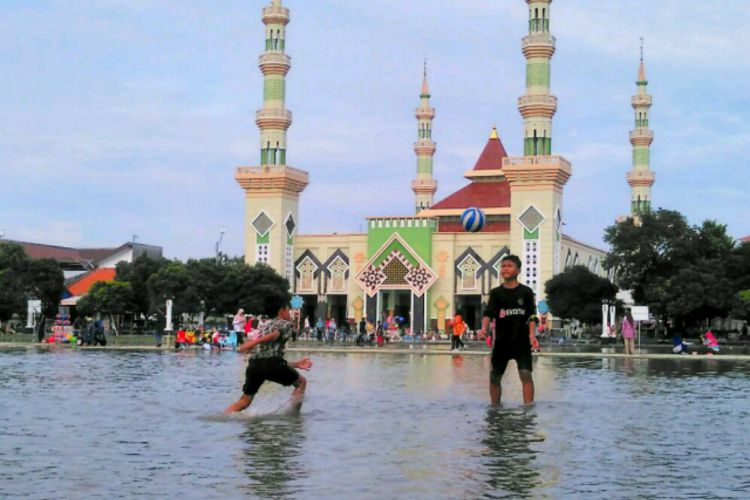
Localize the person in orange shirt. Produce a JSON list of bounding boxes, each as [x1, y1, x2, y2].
[[451, 314, 466, 351]]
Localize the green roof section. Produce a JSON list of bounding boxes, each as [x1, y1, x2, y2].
[[367, 218, 435, 264]]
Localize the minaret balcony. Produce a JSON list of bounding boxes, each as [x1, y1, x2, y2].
[[259, 53, 291, 75], [415, 107, 436, 120], [627, 170, 655, 187], [631, 95, 652, 107], [503, 155, 572, 188], [414, 141, 436, 156], [256, 109, 293, 130], [236, 165, 309, 193], [629, 128, 654, 146], [522, 33, 556, 58], [411, 178, 438, 194], [262, 6, 290, 25], [518, 95, 557, 118]]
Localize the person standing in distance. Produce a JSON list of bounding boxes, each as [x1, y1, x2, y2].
[[479, 255, 539, 406]]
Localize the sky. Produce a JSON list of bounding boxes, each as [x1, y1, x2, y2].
[[1, 0, 748, 259]]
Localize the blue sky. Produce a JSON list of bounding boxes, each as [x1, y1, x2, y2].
[[1, 0, 748, 259]]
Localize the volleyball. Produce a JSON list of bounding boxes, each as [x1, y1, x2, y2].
[[461, 207, 485, 232]]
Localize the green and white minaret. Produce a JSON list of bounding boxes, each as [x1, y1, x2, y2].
[[236, 0, 308, 279], [505, 0, 571, 299], [258, 0, 291, 165], [627, 39, 655, 216], [412, 62, 437, 212], [519, 0, 557, 156]]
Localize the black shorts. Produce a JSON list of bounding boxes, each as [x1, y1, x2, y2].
[[490, 344, 533, 381], [242, 357, 300, 396]]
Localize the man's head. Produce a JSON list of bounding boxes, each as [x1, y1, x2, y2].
[[500, 254, 522, 281], [262, 291, 292, 318]]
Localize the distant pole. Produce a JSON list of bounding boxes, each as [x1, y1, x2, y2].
[[215, 226, 226, 263], [132, 234, 138, 244], [165, 299, 174, 333]]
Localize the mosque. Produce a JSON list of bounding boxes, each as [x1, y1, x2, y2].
[[235, 0, 656, 333]]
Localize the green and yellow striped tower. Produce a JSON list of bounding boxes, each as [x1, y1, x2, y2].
[[627, 41, 655, 217], [236, 0, 308, 280], [258, 0, 291, 165], [519, 0, 557, 156], [504, 0, 571, 299], [412, 62, 438, 212]]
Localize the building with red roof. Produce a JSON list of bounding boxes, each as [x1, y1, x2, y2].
[[3, 240, 162, 307]]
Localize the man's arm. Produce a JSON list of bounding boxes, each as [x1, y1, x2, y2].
[[238, 330, 280, 353], [526, 289, 539, 351], [528, 319, 539, 351], [479, 292, 496, 339], [479, 317, 491, 340], [288, 357, 313, 370]]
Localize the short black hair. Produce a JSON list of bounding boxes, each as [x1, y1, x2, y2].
[[262, 291, 291, 317], [501, 254, 522, 269]]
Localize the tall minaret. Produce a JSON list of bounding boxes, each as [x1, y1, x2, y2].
[[519, 0, 557, 156], [236, 0, 308, 282], [504, 0, 571, 298], [412, 61, 437, 212], [627, 39, 655, 216]]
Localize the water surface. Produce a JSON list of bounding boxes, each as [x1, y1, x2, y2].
[[1, 348, 748, 498]]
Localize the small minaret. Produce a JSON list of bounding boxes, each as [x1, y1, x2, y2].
[[518, 0, 557, 156], [236, 0, 308, 281], [627, 39, 655, 216], [412, 61, 437, 213]]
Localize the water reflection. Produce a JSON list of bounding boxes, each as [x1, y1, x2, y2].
[[477, 407, 541, 498], [239, 417, 307, 499]]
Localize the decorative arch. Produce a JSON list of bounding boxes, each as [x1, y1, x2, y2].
[[457, 254, 481, 291], [294, 250, 323, 294], [355, 234, 436, 297]]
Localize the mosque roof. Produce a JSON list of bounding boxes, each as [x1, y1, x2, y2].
[[429, 128, 511, 210], [472, 128, 508, 171], [430, 181, 511, 210]]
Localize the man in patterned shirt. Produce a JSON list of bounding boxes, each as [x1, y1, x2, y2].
[[224, 296, 312, 414]]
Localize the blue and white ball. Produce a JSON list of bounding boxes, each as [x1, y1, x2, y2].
[[461, 207, 486, 232]]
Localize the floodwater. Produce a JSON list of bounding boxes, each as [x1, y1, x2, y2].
[[1, 348, 748, 499]]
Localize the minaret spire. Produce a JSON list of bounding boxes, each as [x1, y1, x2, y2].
[[627, 38, 655, 217], [412, 61, 437, 213], [518, 0, 557, 156]]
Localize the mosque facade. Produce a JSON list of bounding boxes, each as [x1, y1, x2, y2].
[[236, 0, 631, 333]]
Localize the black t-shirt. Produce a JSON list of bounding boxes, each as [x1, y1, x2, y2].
[[483, 284, 537, 349]]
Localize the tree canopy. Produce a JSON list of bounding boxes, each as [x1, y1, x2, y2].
[[604, 210, 748, 328], [0, 242, 64, 321], [544, 265, 619, 324]]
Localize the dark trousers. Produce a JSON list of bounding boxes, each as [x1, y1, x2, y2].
[[451, 335, 464, 350]]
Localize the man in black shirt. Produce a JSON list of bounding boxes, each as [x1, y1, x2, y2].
[[480, 255, 538, 405]]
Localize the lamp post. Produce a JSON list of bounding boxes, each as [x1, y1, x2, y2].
[[215, 226, 226, 263]]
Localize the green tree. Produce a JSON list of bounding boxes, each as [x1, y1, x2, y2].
[[604, 209, 694, 309], [544, 265, 619, 324], [77, 281, 134, 334], [0, 242, 29, 322], [605, 210, 740, 329], [218, 263, 291, 316], [115, 255, 167, 318], [146, 260, 202, 319], [26, 259, 65, 319], [0, 242, 64, 322]]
